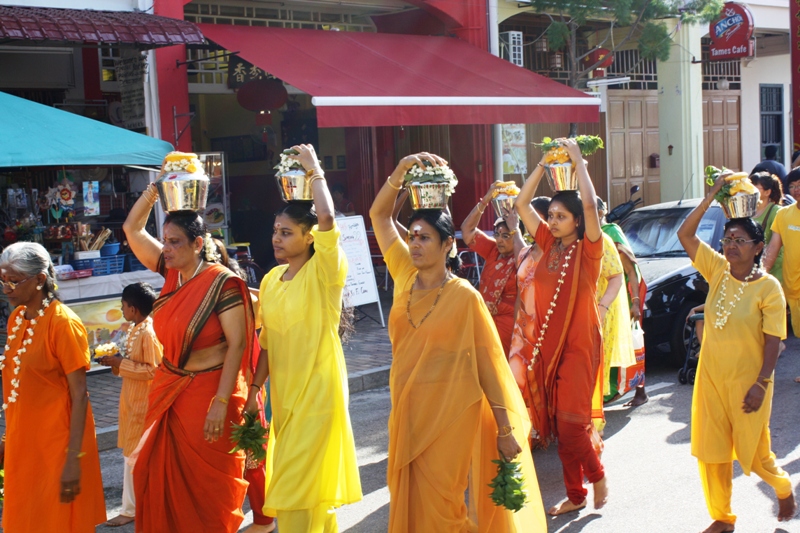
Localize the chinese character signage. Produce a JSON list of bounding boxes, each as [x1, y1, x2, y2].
[[228, 56, 268, 89], [114, 55, 147, 130], [502, 124, 527, 175], [708, 2, 754, 61]]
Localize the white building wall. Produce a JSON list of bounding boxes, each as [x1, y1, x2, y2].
[[740, 53, 792, 171]]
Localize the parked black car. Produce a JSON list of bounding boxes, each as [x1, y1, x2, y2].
[[619, 198, 727, 366]]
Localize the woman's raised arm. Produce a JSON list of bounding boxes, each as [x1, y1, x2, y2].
[[515, 153, 548, 237], [678, 177, 725, 262], [123, 181, 163, 273], [563, 138, 601, 243], [291, 144, 334, 232]]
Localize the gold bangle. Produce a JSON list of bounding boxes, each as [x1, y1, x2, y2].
[[477, 202, 485, 214], [308, 175, 326, 186], [759, 376, 773, 384], [498, 426, 514, 438], [754, 381, 767, 392], [65, 448, 86, 458], [214, 395, 229, 404], [387, 179, 402, 191]]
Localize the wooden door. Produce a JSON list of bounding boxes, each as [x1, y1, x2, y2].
[[606, 90, 661, 209], [703, 91, 741, 172]]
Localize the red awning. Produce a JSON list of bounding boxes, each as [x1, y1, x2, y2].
[[0, 6, 204, 47], [199, 24, 599, 127]]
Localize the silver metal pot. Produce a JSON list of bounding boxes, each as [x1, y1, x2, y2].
[[720, 192, 759, 219], [156, 170, 209, 212], [544, 162, 578, 191], [408, 182, 449, 210], [276, 169, 314, 202], [491, 194, 516, 220]]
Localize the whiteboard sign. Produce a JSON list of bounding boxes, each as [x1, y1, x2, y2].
[[338, 216, 380, 308]]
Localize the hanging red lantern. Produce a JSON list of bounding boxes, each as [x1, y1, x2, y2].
[[236, 79, 288, 112], [583, 48, 614, 69]]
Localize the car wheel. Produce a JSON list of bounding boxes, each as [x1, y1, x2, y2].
[[678, 368, 687, 384], [669, 301, 702, 368]]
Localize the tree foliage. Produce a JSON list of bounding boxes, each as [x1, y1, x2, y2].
[[527, 0, 724, 87]]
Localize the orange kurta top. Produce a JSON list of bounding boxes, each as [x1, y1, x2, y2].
[[2, 301, 106, 533], [112, 317, 162, 456], [384, 239, 546, 533]]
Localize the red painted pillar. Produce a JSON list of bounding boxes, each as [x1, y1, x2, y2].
[[792, 0, 800, 151], [153, 0, 192, 150]]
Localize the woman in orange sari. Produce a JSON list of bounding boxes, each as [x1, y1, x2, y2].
[[124, 183, 254, 533], [370, 152, 546, 532], [514, 139, 608, 516], [0, 242, 106, 533]]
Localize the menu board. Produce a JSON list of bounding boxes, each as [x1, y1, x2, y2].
[[338, 216, 382, 321]]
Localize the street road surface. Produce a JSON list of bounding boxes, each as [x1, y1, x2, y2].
[[97, 337, 800, 533]]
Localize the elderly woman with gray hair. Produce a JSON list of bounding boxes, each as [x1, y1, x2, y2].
[[0, 242, 106, 532]]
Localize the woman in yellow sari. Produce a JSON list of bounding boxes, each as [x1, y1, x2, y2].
[[370, 152, 546, 532], [678, 176, 796, 532]]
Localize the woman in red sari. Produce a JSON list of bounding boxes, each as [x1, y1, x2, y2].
[[123, 183, 254, 532], [461, 183, 526, 355], [514, 139, 608, 515]]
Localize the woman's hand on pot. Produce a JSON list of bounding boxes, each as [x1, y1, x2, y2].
[[395, 152, 448, 176], [290, 144, 322, 172], [561, 138, 583, 163]]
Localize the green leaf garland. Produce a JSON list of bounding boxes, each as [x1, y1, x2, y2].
[[488, 458, 527, 512], [229, 411, 268, 463]]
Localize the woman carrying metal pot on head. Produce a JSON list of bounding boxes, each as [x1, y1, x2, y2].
[[678, 175, 795, 533], [514, 138, 608, 516], [246, 144, 362, 532], [460, 182, 526, 356], [123, 153, 256, 532], [370, 152, 545, 532]]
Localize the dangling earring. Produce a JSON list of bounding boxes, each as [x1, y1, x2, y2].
[[36, 285, 43, 290]]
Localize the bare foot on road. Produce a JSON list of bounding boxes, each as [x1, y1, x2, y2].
[[701, 520, 735, 533], [104, 515, 135, 527], [593, 476, 608, 509], [778, 492, 797, 521], [548, 498, 586, 516], [624, 387, 649, 407]]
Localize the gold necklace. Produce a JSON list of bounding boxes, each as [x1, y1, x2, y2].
[[406, 272, 449, 329]]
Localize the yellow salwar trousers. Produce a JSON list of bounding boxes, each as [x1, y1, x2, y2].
[[698, 427, 792, 524], [788, 297, 800, 338], [276, 506, 338, 533]]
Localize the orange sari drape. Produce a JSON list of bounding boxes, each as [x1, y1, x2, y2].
[[133, 263, 253, 533], [528, 224, 604, 447]]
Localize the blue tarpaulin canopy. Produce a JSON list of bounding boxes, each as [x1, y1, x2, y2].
[[0, 91, 173, 168]]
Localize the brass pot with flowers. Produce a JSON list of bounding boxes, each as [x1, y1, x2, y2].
[[706, 167, 759, 219], [402, 161, 458, 210], [156, 152, 210, 212], [535, 136, 604, 191], [491, 181, 520, 219], [274, 149, 315, 202]]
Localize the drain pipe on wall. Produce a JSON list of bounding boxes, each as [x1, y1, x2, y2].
[[488, 0, 503, 183]]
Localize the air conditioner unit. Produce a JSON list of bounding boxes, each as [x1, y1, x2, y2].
[[500, 31, 524, 67]]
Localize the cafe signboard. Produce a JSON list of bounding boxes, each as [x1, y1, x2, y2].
[[708, 2, 754, 61]]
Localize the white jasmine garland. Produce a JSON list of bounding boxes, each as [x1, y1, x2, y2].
[[713, 263, 758, 329], [204, 233, 221, 262], [0, 293, 55, 414], [404, 163, 458, 196], [274, 150, 305, 176]]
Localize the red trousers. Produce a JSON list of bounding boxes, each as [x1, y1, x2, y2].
[[556, 419, 605, 504], [244, 464, 274, 526]]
